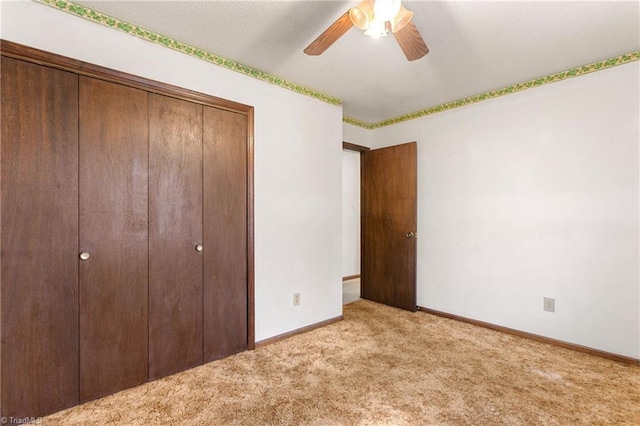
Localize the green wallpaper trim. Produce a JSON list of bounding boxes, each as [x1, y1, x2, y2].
[[37, 0, 342, 106], [344, 51, 640, 129], [35, 0, 638, 128], [343, 116, 374, 129]]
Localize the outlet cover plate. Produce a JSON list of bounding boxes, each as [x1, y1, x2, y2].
[[543, 297, 555, 312], [293, 292, 300, 306]]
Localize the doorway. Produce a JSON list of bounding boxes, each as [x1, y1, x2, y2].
[[342, 142, 369, 304], [361, 142, 417, 311], [342, 141, 417, 311]]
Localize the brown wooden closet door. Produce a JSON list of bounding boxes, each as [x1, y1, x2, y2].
[[1, 58, 79, 418], [149, 94, 203, 380], [78, 77, 149, 402], [203, 107, 248, 362]]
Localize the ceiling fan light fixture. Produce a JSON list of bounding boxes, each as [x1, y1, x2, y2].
[[349, 0, 374, 30], [390, 5, 413, 33], [364, 18, 388, 38], [373, 0, 402, 22], [304, 0, 428, 60]]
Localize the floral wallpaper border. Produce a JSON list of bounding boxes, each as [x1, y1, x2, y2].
[[347, 51, 640, 129], [37, 0, 638, 129], [343, 116, 373, 128], [37, 0, 342, 106]]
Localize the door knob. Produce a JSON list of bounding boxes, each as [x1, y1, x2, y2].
[[195, 244, 203, 252], [405, 232, 415, 239], [79, 252, 90, 260]]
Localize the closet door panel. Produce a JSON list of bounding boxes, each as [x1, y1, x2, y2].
[[1, 58, 79, 418], [79, 77, 149, 402], [149, 94, 203, 380], [203, 107, 247, 362]]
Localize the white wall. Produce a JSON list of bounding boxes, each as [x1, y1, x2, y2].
[[342, 150, 360, 277], [343, 122, 372, 148], [1, 0, 343, 342], [370, 61, 640, 358]]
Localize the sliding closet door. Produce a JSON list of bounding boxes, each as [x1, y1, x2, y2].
[[1, 58, 79, 418], [149, 94, 204, 380], [79, 77, 149, 402], [203, 107, 248, 361]]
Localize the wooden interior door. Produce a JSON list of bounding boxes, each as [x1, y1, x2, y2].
[[1, 58, 79, 418], [362, 142, 417, 311], [149, 94, 204, 380], [202, 107, 248, 361], [79, 77, 149, 402]]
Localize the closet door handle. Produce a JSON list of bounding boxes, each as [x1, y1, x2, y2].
[[195, 244, 203, 252], [79, 252, 90, 260]]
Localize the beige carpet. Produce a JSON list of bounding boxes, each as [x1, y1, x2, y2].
[[45, 300, 640, 425]]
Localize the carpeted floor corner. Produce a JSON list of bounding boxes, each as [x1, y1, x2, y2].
[[44, 300, 640, 425]]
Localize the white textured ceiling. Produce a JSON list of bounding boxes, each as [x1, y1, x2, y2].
[[76, 0, 640, 123]]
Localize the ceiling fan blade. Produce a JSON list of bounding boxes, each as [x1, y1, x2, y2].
[[393, 20, 429, 61], [304, 11, 353, 56]]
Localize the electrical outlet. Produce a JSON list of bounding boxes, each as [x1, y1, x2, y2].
[[293, 292, 300, 306], [543, 297, 555, 312]]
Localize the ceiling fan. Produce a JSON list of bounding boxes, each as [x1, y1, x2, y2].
[[304, 0, 429, 61]]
